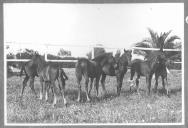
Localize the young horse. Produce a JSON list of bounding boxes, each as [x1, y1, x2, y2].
[[153, 55, 169, 95], [20, 54, 68, 106], [20, 54, 40, 98], [75, 53, 117, 102], [89, 49, 131, 96], [114, 49, 132, 96], [33, 54, 68, 106], [129, 51, 168, 95]]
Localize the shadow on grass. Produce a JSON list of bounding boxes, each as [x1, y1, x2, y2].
[[64, 88, 119, 104], [156, 87, 181, 96]]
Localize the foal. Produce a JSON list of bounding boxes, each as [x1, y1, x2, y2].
[[40, 67, 68, 106], [75, 53, 117, 102], [129, 51, 168, 95]]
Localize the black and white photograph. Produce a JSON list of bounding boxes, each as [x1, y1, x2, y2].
[[3, 2, 185, 126]]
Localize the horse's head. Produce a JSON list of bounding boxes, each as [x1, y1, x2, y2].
[[123, 49, 132, 66], [31, 53, 44, 66], [114, 49, 130, 69], [158, 52, 166, 64], [148, 51, 167, 71]]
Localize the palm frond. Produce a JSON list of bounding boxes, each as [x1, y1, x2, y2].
[[174, 42, 182, 49], [163, 30, 172, 42], [134, 42, 151, 55], [135, 42, 151, 48], [158, 30, 172, 51], [164, 41, 175, 49], [147, 28, 159, 46], [165, 35, 180, 44]]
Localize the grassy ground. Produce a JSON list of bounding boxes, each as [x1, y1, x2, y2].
[[6, 68, 182, 123]]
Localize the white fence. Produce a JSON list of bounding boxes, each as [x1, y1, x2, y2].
[[5, 42, 182, 64]]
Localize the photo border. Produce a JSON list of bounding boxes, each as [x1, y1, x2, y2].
[[1, 0, 187, 128]]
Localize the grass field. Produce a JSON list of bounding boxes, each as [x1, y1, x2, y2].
[[6, 68, 182, 124]]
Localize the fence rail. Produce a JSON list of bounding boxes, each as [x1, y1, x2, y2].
[[132, 47, 181, 51], [5, 42, 182, 64]]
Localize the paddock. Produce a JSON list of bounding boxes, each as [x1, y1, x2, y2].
[[6, 68, 182, 123]]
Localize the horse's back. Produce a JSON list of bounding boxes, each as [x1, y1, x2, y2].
[[75, 58, 100, 78], [39, 65, 59, 81], [131, 59, 150, 76]]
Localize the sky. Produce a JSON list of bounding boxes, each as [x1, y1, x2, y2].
[[4, 3, 184, 57]]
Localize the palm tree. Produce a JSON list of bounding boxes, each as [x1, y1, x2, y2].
[[135, 28, 181, 59]]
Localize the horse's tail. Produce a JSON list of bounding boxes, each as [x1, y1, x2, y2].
[[60, 68, 68, 80], [58, 68, 67, 88]]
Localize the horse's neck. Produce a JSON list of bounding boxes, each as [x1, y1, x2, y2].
[[36, 60, 46, 72]]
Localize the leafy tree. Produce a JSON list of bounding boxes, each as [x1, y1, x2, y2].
[[16, 48, 37, 59], [135, 28, 181, 60], [57, 48, 71, 57]]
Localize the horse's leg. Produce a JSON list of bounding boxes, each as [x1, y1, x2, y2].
[[76, 74, 82, 102], [39, 76, 44, 100], [162, 75, 170, 96], [58, 77, 67, 105], [95, 76, 100, 97], [21, 75, 29, 97], [154, 73, 159, 93], [116, 72, 122, 96], [29, 76, 37, 97], [52, 81, 58, 107], [101, 73, 107, 96], [130, 68, 136, 91], [136, 75, 140, 94], [118, 73, 125, 95], [88, 78, 94, 96], [146, 74, 152, 95], [84, 74, 90, 102], [45, 81, 50, 102]]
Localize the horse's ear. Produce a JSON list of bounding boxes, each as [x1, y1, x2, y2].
[[124, 49, 126, 53]]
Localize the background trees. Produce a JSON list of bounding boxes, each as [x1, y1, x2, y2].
[[135, 28, 181, 61], [57, 48, 71, 57]]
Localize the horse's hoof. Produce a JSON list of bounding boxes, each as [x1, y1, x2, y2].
[[86, 98, 91, 102], [77, 99, 81, 102], [52, 104, 56, 108], [166, 90, 170, 97], [65, 103, 68, 107]]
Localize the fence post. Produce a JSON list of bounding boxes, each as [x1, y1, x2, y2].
[[45, 44, 48, 61]]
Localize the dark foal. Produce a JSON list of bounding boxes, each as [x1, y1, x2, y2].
[[129, 51, 168, 95], [20, 53, 68, 106], [153, 60, 169, 95], [39, 67, 68, 106], [88, 49, 131, 96], [75, 53, 117, 102], [20, 55, 40, 98]]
